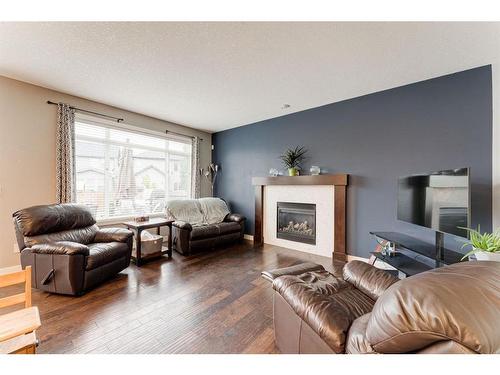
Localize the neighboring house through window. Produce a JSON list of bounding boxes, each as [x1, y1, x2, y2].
[[74, 114, 192, 221]]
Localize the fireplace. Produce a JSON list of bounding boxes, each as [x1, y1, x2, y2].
[[277, 202, 316, 245], [253, 175, 347, 260]]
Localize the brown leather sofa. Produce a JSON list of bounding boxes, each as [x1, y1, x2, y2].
[[166, 198, 246, 255], [13, 203, 133, 296], [262, 260, 500, 354], [173, 213, 245, 255]]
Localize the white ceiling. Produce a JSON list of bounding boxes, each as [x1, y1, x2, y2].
[[1, 22, 499, 133]]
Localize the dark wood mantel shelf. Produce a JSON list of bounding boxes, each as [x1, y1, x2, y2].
[[252, 174, 348, 186], [252, 174, 349, 262]]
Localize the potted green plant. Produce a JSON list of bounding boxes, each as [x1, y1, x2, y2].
[[459, 226, 500, 261], [279, 146, 307, 176]]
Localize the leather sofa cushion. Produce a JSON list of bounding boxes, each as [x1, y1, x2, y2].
[[190, 225, 219, 240], [273, 270, 375, 353], [86, 242, 130, 270], [190, 222, 241, 240], [343, 260, 399, 300], [13, 203, 96, 236], [366, 261, 500, 354], [24, 224, 99, 247], [214, 221, 241, 235]]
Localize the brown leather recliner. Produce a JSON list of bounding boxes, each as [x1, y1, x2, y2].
[[262, 260, 500, 354], [13, 203, 133, 296]]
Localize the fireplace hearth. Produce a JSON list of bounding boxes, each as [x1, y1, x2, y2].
[[277, 202, 316, 245]]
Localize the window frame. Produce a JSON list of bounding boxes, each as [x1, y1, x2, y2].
[[74, 113, 193, 224]]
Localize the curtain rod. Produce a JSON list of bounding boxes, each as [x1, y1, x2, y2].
[[48, 100, 203, 140], [166, 130, 203, 141], [47, 101, 124, 123]]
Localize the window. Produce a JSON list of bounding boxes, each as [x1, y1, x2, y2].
[[75, 115, 192, 221]]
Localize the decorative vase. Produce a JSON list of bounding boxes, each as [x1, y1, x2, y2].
[[472, 250, 500, 262], [310, 166, 320, 175], [269, 168, 279, 177], [288, 167, 299, 176]]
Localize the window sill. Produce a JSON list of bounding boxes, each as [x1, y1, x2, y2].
[[97, 213, 166, 226]]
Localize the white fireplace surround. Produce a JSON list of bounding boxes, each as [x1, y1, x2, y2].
[[263, 185, 334, 257]]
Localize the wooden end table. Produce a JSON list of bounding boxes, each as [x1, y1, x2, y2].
[[122, 218, 174, 266]]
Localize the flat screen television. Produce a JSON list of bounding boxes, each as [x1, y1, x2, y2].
[[397, 168, 470, 238]]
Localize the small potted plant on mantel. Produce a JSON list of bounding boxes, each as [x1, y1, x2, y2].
[[460, 226, 500, 261], [279, 146, 307, 176]]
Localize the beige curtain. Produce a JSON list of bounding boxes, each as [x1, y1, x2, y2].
[[56, 103, 76, 203], [191, 136, 201, 198]]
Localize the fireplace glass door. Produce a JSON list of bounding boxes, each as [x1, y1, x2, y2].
[[277, 202, 316, 245]]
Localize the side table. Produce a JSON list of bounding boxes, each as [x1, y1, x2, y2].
[[122, 218, 174, 266]]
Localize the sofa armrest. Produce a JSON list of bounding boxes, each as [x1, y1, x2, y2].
[[173, 220, 192, 231], [343, 261, 399, 300], [225, 213, 245, 224], [94, 228, 133, 243], [30, 241, 89, 256], [261, 262, 325, 282]]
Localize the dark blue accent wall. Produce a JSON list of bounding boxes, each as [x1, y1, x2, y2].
[[212, 66, 492, 258]]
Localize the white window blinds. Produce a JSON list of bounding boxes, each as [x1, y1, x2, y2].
[[74, 115, 192, 221]]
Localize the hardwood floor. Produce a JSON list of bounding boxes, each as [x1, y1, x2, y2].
[[10, 241, 335, 354]]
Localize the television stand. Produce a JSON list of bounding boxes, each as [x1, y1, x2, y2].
[[369, 231, 463, 277]]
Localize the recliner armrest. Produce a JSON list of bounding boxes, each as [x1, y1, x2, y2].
[[343, 260, 399, 300], [30, 241, 90, 256], [94, 228, 133, 243], [173, 220, 192, 231], [225, 213, 245, 224]]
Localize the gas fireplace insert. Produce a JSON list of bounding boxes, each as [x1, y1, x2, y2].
[[277, 202, 316, 245]]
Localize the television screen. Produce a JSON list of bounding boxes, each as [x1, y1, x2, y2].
[[397, 168, 470, 238]]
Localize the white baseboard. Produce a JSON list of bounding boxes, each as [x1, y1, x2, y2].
[[0, 265, 22, 275], [243, 234, 254, 241]]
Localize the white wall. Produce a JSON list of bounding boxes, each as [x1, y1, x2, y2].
[[0, 76, 212, 269]]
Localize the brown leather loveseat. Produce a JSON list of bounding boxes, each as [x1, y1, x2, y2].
[[262, 260, 500, 354], [166, 198, 245, 255], [13, 203, 133, 296]]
